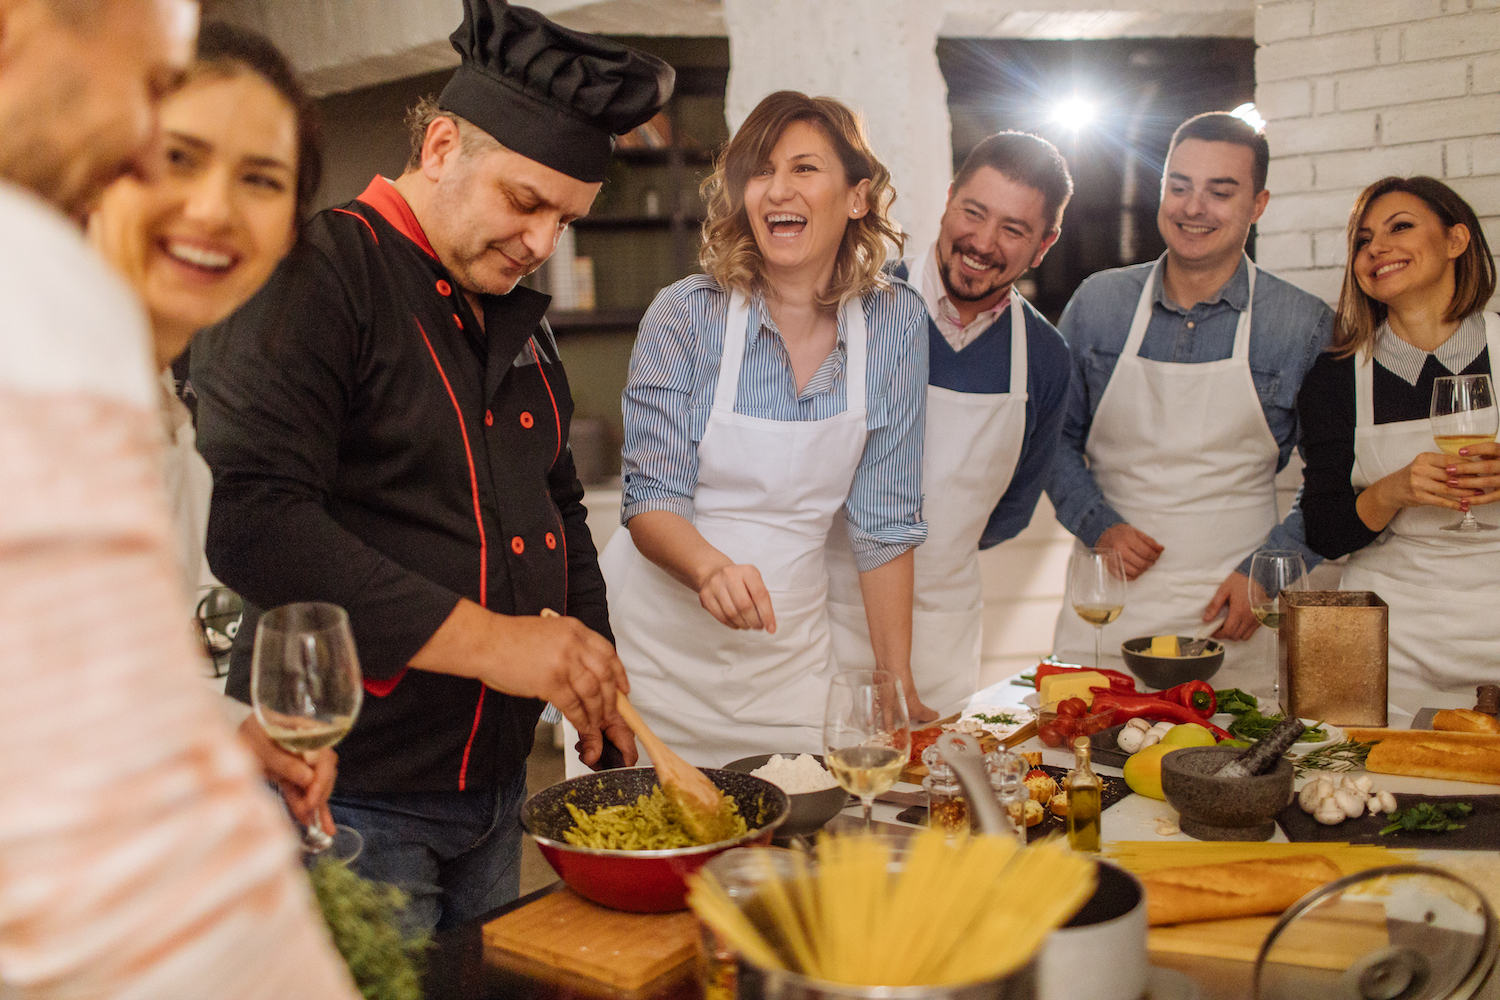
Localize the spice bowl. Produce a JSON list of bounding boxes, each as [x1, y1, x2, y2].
[[1160, 746, 1294, 842], [724, 754, 850, 842], [1120, 636, 1224, 690]]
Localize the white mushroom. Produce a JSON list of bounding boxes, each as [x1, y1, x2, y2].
[[1149, 721, 1175, 735], [1125, 718, 1151, 733], [1353, 775, 1374, 794], [1116, 727, 1148, 754], [1334, 789, 1366, 820], [1366, 795, 1383, 815], [1299, 782, 1326, 812], [1139, 731, 1163, 749], [1314, 800, 1346, 825], [1377, 791, 1398, 814]]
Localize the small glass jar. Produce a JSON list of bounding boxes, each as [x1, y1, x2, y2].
[[921, 744, 970, 838], [984, 749, 1030, 842]]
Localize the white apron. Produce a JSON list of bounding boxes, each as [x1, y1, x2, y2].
[[596, 291, 871, 768], [1052, 258, 1279, 688], [1339, 313, 1500, 693], [825, 292, 1030, 716]]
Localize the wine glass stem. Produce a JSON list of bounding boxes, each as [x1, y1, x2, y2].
[[861, 796, 874, 831], [1094, 625, 1103, 671]]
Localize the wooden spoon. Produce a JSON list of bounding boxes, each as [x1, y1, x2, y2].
[[540, 609, 735, 844]]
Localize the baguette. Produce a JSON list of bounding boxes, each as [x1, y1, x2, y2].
[[1346, 729, 1500, 785], [1140, 855, 1341, 926], [1433, 709, 1500, 735]]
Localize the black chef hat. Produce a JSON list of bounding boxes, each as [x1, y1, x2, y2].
[[438, 0, 675, 183]]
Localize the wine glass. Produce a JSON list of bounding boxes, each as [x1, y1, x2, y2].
[[1070, 547, 1127, 671], [1431, 373, 1498, 532], [1248, 550, 1308, 703], [251, 601, 364, 861], [823, 670, 911, 831]]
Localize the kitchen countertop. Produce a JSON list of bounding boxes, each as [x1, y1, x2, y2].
[[425, 669, 1499, 1000]]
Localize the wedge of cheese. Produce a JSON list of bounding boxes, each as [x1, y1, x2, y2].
[[1150, 635, 1180, 657], [1040, 670, 1109, 707]]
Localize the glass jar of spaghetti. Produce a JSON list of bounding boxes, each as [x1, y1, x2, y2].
[[920, 744, 969, 838]]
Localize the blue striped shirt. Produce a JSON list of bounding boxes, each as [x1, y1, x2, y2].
[[620, 273, 929, 571]]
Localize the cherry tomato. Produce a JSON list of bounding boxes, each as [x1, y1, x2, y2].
[[1038, 723, 1067, 747], [1078, 713, 1111, 736], [1056, 698, 1086, 719]]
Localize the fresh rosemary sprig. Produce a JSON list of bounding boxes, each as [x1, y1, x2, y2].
[[1293, 739, 1376, 775]]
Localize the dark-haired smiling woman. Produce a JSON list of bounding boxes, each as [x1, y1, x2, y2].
[[1298, 176, 1500, 693], [602, 91, 932, 768]]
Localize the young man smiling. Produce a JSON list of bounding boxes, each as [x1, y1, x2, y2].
[[826, 131, 1074, 715], [192, 0, 673, 931], [1046, 112, 1332, 690]]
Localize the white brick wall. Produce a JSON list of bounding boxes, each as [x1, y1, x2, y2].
[[1255, 1, 1500, 310]]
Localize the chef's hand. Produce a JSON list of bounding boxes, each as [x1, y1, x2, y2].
[[698, 562, 777, 633], [1204, 571, 1258, 641], [1357, 448, 1494, 531], [1095, 522, 1163, 580], [1449, 441, 1500, 507], [577, 717, 639, 770], [237, 715, 337, 836]]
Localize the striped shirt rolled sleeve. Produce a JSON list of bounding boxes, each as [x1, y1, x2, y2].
[[621, 274, 928, 571]]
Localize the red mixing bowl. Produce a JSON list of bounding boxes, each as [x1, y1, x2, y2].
[[520, 767, 789, 912]]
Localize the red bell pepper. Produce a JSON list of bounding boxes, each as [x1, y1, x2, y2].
[[1158, 679, 1216, 719], [1034, 663, 1138, 693], [1090, 692, 1231, 741]]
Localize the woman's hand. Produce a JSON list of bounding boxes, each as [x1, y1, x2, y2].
[[237, 715, 337, 835], [903, 684, 940, 724], [697, 562, 777, 632], [1357, 448, 1492, 531], [1449, 441, 1500, 507]]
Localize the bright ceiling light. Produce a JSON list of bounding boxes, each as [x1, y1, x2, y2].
[[1051, 95, 1097, 131], [1230, 102, 1266, 132]]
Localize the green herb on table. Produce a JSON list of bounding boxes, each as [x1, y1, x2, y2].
[[1379, 802, 1473, 836], [1213, 688, 1327, 743], [1214, 688, 1261, 716], [1012, 672, 1037, 687], [973, 711, 1021, 726], [1293, 740, 1375, 775], [311, 857, 430, 1000]]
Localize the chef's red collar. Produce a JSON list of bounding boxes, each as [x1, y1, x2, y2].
[[356, 176, 439, 261]]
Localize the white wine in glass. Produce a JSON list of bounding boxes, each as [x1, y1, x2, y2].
[[252, 601, 364, 861], [1431, 373, 1498, 532], [823, 670, 911, 831], [1070, 547, 1126, 671], [1248, 550, 1308, 702]]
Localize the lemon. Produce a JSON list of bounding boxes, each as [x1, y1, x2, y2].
[[1122, 744, 1182, 800], [1160, 723, 1217, 748]]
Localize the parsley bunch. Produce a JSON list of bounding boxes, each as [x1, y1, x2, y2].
[[1379, 802, 1473, 837]]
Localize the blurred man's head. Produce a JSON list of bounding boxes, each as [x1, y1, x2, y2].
[[1158, 112, 1270, 273], [936, 132, 1072, 317], [0, 0, 198, 219]]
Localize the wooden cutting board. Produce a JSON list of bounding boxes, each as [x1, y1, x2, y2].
[[483, 887, 702, 989], [899, 714, 1031, 783], [1149, 900, 1387, 968]]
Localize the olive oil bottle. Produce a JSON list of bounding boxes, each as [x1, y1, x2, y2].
[[1065, 736, 1103, 852]]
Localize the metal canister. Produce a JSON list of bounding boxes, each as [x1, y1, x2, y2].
[[1279, 590, 1389, 727]]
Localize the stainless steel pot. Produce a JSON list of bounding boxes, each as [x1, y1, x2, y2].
[[736, 960, 1036, 1000]]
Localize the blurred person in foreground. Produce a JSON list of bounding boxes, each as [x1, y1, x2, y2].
[[824, 131, 1073, 716], [0, 0, 358, 996], [1298, 176, 1499, 693], [1046, 112, 1332, 689], [191, 0, 672, 931], [90, 21, 339, 843]]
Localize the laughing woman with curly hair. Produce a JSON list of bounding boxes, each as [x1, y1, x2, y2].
[[597, 91, 933, 768]]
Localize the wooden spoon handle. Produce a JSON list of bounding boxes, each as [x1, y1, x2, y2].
[[614, 691, 671, 762]]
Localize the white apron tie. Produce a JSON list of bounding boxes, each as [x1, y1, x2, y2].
[[594, 291, 871, 768], [1339, 312, 1500, 693], [1053, 258, 1280, 689], [825, 292, 1029, 716]]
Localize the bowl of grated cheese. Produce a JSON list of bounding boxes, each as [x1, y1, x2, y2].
[[724, 753, 850, 840]]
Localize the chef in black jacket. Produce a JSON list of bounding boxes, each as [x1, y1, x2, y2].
[[192, 0, 673, 931]]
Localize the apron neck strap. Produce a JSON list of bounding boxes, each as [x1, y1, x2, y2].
[[1123, 255, 1256, 361], [717, 289, 870, 413], [1231, 259, 1257, 361], [1008, 289, 1028, 395]]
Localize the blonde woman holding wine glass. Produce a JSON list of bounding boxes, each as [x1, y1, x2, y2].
[[1298, 176, 1500, 693]]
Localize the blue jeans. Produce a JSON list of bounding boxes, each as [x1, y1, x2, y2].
[[329, 765, 528, 933]]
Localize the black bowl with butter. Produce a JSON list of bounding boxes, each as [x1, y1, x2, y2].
[[1120, 636, 1224, 690]]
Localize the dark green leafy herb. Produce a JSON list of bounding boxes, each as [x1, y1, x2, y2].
[[1214, 688, 1327, 743], [1379, 802, 1472, 836], [310, 858, 430, 1000], [973, 711, 1021, 726]]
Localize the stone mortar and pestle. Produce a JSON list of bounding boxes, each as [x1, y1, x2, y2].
[[1162, 718, 1304, 841]]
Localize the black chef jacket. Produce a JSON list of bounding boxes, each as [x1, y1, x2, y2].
[[192, 176, 611, 795]]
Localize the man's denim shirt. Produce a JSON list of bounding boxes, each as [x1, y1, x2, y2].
[[1045, 253, 1334, 574]]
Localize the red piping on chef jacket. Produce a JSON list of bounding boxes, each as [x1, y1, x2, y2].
[[530, 341, 568, 611], [415, 317, 491, 790], [332, 208, 379, 244], [355, 176, 438, 259]]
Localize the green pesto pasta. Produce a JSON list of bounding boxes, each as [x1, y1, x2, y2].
[[563, 786, 747, 849]]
